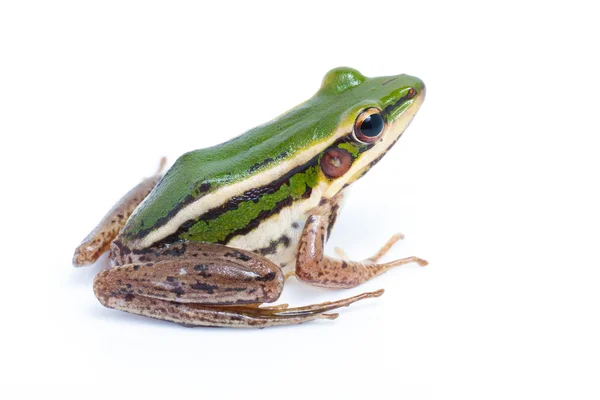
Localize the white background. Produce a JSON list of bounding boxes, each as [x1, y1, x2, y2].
[[1, 1, 599, 398]]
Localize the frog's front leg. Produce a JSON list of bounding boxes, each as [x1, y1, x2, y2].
[[73, 158, 166, 266], [295, 196, 428, 289], [94, 242, 382, 328]]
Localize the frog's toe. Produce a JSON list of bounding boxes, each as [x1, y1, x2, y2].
[[334, 247, 350, 260], [367, 233, 405, 262]]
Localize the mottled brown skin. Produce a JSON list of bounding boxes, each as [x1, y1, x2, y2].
[[97, 287, 383, 328], [73, 168, 385, 327], [74, 162, 422, 328], [93, 240, 385, 327], [296, 195, 428, 288], [96, 243, 285, 306], [73, 158, 166, 266]]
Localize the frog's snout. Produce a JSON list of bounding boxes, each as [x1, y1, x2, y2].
[[418, 82, 426, 98], [411, 77, 426, 98]]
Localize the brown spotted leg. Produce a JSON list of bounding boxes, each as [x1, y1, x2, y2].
[[336, 233, 403, 261], [73, 158, 166, 266], [94, 242, 383, 328], [296, 196, 428, 289]]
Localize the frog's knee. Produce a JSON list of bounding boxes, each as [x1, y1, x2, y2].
[[92, 269, 113, 308], [294, 261, 318, 285], [254, 268, 285, 303]]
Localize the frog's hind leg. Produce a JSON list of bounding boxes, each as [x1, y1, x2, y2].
[[73, 158, 166, 266], [93, 243, 382, 328]]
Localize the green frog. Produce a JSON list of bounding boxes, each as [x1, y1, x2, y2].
[[73, 67, 427, 328]]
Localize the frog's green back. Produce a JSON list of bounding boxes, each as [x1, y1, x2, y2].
[[121, 67, 423, 242]]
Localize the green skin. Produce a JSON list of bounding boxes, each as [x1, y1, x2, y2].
[[74, 67, 427, 328], [121, 67, 425, 247]]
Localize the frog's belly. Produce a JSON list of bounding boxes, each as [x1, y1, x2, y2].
[[225, 189, 346, 274], [225, 196, 319, 274]]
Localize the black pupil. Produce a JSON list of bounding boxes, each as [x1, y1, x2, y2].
[[360, 113, 384, 137]]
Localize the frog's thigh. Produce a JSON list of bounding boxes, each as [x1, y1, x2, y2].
[[94, 243, 384, 327], [94, 255, 284, 307], [73, 158, 166, 266], [295, 197, 426, 289], [93, 252, 290, 327]]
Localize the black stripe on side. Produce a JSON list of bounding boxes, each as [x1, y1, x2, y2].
[[154, 156, 320, 246]]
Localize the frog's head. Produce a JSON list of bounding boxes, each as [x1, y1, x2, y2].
[[316, 67, 425, 197]]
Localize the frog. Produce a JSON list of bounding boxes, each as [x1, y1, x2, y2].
[[73, 67, 427, 328]]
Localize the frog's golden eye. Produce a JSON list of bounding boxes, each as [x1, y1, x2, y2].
[[353, 108, 385, 144]]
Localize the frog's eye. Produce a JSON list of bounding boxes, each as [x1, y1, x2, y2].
[[353, 108, 385, 144]]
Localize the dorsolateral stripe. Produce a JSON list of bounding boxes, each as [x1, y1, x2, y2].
[[135, 122, 355, 249], [155, 157, 320, 245]]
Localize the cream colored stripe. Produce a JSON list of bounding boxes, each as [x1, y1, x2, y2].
[[135, 123, 353, 249]]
